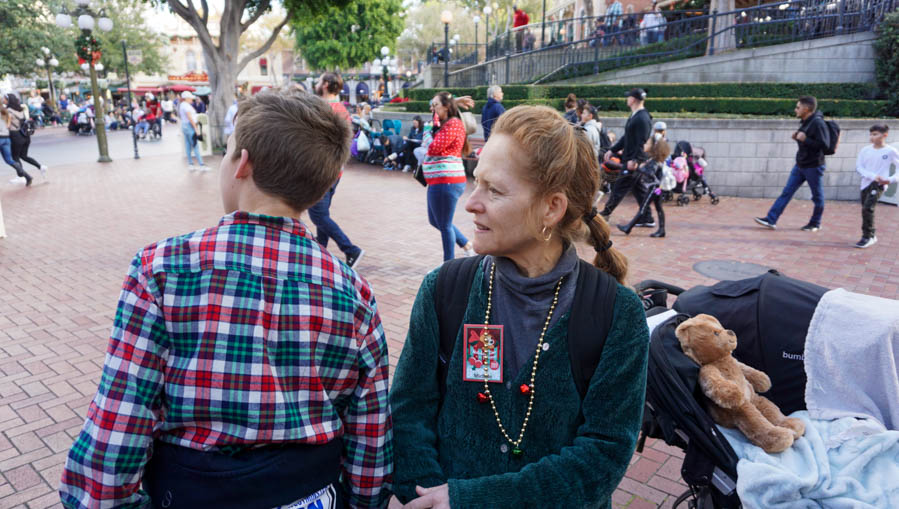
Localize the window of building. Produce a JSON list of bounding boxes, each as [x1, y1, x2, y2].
[[186, 50, 197, 72]]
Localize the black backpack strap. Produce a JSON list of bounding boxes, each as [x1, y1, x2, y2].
[[435, 255, 486, 404], [567, 260, 619, 399]]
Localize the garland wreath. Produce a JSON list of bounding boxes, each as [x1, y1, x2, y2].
[[76, 33, 102, 65]]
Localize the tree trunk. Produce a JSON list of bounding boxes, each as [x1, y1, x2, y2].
[[206, 52, 237, 149], [166, 0, 290, 151]]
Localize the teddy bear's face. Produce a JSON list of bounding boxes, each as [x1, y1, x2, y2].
[[675, 314, 738, 365]]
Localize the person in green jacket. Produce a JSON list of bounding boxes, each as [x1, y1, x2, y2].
[[389, 105, 650, 509]]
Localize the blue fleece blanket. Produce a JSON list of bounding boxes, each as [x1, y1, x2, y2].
[[719, 412, 899, 508]]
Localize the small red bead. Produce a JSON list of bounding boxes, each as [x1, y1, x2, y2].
[[476, 392, 489, 404], [519, 384, 531, 395]]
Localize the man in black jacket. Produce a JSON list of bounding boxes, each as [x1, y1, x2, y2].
[[601, 88, 654, 225], [755, 96, 831, 231]]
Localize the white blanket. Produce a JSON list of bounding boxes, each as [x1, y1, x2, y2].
[[804, 288, 899, 430], [720, 413, 899, 508]]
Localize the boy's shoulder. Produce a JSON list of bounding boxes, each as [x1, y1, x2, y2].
[[133, 217, 376, 306]]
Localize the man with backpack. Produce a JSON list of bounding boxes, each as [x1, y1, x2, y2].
[[755, 95, 837, 232]]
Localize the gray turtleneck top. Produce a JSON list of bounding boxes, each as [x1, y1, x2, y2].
[[483, 244, 580, 380]]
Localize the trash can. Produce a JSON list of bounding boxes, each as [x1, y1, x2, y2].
[[881, 143, 898, 206], [196, 113, 213, 157], [0, 198, 6, 238]]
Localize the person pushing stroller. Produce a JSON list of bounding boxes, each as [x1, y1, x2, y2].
[[601, 88, 654, 227], [617, 131, 670, 238]]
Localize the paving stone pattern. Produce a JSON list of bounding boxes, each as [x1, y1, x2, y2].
[[0, 151, 896, 508]]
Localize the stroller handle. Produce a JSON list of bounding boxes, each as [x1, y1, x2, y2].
[[634, 279, 685, 296]]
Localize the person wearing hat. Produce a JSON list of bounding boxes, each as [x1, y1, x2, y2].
[[178, 91, 207, 171], [580, 103, 605, 160], [601, 88, 653, 226], [653, 120, 667, 137]]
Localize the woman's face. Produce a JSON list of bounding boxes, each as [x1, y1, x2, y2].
[[465, 134, 542, 256], [413, 119, 421, 129], [430, 95, 448, 121]]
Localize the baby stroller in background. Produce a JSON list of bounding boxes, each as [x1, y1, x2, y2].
[[69, 108, 94, 135], [634, 272, 827, 508], [663, 141, 719, 206], [351, 115, 380, 164]]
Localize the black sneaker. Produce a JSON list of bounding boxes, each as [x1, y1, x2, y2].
[[754, 217, 776, 229], [800, 223, 820, 232], [635, 220, 656, 228], [346, 248, 365, 269], [854, 236, 877, 249]]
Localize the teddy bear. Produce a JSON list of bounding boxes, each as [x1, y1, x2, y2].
[[675, 314, 805, 453]]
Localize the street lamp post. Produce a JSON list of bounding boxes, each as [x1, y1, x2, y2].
[[473, 16, 481, 63], [55, 0, 114, 163], [380, 46, 390, 98], [441, 10, 453, 87], [484, 6, 492, 60], [35, 47, 59, 113], [541, 0, 547, 47]]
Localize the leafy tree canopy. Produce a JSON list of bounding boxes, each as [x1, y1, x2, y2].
[[291, 0, 404, 72], [0, 0, 166, 78]]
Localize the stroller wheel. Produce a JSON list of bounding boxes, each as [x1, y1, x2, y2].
[[678, 195, 690, 206], [711, 195, 720, 205], [692, 191, 702, 201]]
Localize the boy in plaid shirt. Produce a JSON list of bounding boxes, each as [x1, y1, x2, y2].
[[60, 92, 392, 508]]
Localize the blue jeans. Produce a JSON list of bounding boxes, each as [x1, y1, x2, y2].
[[0, 138, 16, 167], [182, 126, 204, 165], [308, 178, 360, 257], [765, 165, 825, 226], [427, 183, 469, 261], [137, 121, 149, 136]]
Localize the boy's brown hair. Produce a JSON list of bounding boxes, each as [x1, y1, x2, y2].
[[232, 92, 351, 211]]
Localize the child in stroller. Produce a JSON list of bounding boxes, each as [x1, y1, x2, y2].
[[664, 141, 720, 206]]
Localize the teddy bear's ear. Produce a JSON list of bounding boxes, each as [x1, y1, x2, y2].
[[675, 320, 692, 341]]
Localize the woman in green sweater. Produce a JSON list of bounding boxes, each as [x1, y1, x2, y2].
[[389, 106, 650, 509]]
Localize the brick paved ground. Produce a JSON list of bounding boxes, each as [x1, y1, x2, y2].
[[0, 145, 896, 508]]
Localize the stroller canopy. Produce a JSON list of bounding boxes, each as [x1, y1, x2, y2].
[[355, 82, 370, 96], [673, 270, 828, 415]]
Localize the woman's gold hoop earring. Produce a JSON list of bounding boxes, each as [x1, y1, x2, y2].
[[541, 226, 552, 242]]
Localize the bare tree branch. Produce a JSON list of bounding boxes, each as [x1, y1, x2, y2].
[[237, 12, 291, 72], [200, 0, 209, 25], [167, 0, 217, 52], [241, 0, 273, 32]]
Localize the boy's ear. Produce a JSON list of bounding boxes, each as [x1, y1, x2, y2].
[[234, 148, 253, 179]]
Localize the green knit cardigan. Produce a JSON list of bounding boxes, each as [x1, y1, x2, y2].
[[389, 262, 650, 509]]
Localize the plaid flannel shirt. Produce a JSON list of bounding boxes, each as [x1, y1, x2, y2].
[[60, 212, 392, 509]]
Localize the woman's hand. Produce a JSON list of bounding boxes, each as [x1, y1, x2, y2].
[[454, 96, 475, 110], [404, 484, 450, 509]]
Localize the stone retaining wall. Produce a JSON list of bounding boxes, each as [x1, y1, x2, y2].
[[373, 110, 896, 201]]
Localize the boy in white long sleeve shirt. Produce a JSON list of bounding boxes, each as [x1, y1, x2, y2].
[[854, 124, 899, 248]]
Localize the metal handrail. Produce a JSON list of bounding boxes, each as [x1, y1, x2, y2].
[[436, 0, 896, 88]]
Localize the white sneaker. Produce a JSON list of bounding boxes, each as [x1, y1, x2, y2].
[[39, 165, 48, 179], [197, 165, 210, 172], [188, 165, 198, 172], [8, 176, 25, 185], [402, 165, 412, 173], [462, 242, 475, 257]]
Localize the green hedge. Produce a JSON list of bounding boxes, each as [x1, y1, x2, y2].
[[407, 83, 881, 102], [400, 97, 886, 117]]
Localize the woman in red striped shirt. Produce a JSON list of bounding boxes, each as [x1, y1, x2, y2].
[[424, 92, 474, 261]]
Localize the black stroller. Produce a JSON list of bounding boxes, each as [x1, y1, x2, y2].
[[663, 141, 720, 206], [634, 271, 828, 508]]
